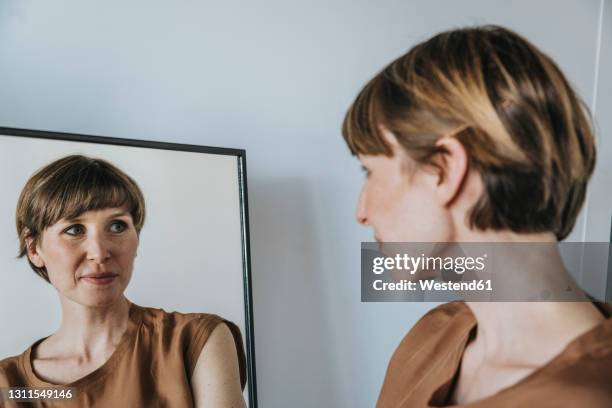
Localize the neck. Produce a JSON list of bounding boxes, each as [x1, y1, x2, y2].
[[465, 301, 604, 367], [457, 230, 604, 366], [54, 296, 131, 358]]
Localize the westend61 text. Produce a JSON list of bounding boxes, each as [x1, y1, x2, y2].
[[373, 279, 493, 291]]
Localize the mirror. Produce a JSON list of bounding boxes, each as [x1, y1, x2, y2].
[[0, 126, 256, 407]]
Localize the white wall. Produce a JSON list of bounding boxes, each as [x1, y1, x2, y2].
[[0, 1, 608, 407]]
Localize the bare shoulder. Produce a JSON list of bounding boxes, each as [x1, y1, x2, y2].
[[191, 322, 245, 408], [200, 323, 239, 359]]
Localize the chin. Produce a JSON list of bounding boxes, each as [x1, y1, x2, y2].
[[69, 290, 126, 308]]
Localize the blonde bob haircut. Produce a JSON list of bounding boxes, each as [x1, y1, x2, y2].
[[16, 155, 146, 282], [342, 25, 596, 240]]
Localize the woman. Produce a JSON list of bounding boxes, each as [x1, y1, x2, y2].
[[342, 26, 612, 406], [0, 155, 246, 407]]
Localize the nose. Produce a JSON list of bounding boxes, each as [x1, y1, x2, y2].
[[355, 187, 369, 225], [86, 231, 111, 264]]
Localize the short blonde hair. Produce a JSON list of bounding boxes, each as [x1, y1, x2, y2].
[[16, 155, 146, 282], [342, 25, 595, 240]]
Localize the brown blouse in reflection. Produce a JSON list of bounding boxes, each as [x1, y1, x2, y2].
[[0, 302, 246, 407], [377, 301, 612, 408]]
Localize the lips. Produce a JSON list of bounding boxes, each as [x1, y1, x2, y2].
[[80, 272, 119, 285]]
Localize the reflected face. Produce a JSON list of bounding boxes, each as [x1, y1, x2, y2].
[[356, 147, 450, 243], [28, 206, 139, 307]]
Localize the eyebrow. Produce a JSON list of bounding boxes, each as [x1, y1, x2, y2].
[[63, 211, 130, 223]]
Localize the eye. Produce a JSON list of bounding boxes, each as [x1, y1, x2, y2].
[[110, 220, 128, 233], [64, 224, 85, 236], [361, 165, 371, 178]]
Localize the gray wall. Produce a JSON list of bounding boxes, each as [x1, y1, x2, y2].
[[0, 1, 609, 407]]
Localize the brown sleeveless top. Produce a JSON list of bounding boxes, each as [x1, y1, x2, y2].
[[0, 303, 246, 407], [377, 301, 612, 407]]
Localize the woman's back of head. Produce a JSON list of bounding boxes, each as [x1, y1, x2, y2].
[[343, 25, 596, 241]]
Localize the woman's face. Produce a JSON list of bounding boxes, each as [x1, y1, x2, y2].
[[28, 206, 139, 308], [355, 134, 453, 243]]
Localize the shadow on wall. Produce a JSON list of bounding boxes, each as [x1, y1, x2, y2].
[[248, 177, 339, 408]]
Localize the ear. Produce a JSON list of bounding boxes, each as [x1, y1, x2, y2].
[[433, 136, 469, 206], [25, 236, 45, 268]]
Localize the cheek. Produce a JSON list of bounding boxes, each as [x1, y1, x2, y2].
[[45, 249, 82, 288], [391, 182, 451, 241], [366, 179, 397, 213], [116, 234, 139, 262], [44, 244, 82, 273]]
